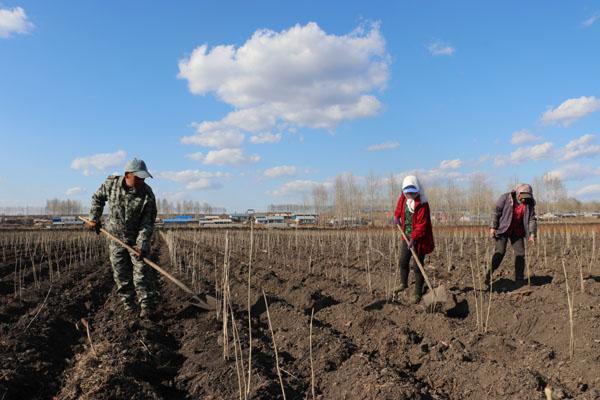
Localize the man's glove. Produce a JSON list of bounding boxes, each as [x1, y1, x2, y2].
[[393, 217, 400, 225], [86, 220, 102, 235], [408, 239, 416, 250]]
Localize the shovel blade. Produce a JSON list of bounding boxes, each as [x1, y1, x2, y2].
[[191, 293, 218, 311], [422, 285, 449, 308]]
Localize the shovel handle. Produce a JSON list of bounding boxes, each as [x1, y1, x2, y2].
[[78, 216, 206, 305], [396, 224, 434, 293]]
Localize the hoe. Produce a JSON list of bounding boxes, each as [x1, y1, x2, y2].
[[79, 216, 217, 310]]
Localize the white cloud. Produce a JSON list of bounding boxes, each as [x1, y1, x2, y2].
[[186, 152, 206, 162], [366, 141, 399, 152], [0, 6, 33, 38], [65, 186, 86, 196], [546, 163, 600, 181], [560, 134, 600, 161], [267, 179, 326, 197], [187, 148, 261, 166], [71, 150, 127, 176], [439, 159, 463, 170], [158, 169, 230, 190], [427, 41, 456, 56], [178, 22, 389, 142], [510, 129, 541, 145], [582, 13, 599, 28], [575, 184, 600, 197], [540, 96, 600, 126], [181, 124, 244, 148], [262, 165, 298, 179], [250, 133, 282, 144], [494, 142, 554, 165]]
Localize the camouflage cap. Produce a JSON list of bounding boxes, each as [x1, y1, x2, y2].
[[124, 158, 153, 179]]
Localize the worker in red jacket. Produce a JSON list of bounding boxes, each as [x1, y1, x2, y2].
[[394, 175, 435, 304]]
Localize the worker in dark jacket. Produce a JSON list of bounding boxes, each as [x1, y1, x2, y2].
[[393, 175, 435, 304], [486, 183, 537, 286]]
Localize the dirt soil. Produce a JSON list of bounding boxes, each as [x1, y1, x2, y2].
[[1, 230, 600, 400]]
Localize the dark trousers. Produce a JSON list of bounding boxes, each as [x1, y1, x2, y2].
[[487, 235, 526, 282], [398, 241, 426, 295]]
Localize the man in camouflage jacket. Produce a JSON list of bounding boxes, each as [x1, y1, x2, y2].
[[86, 158, 158, 317]]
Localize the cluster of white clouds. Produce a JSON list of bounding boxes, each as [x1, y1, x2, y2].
[[250, 133, 282, 144], [561, 134, 600, 161], [262, 165, 298, 179], [267, 180, 330, 197], [181, 127, 244, 148], [494, 95, 600, 171], [540, 96, 600, 126], [495, 142, 554, 166], [70, 150, 127, 176], [0, 6, 33, 38], [178, 22, 389, 147], [496, 133, 600, 166], [510, 129, 541, 145], [158, 170, 231, 190], [186, 149, 261, 166]]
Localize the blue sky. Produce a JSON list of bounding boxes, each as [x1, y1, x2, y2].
[[1, 1, 600, 211]]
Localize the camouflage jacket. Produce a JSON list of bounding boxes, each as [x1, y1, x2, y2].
[[89, 175, 157, 251]]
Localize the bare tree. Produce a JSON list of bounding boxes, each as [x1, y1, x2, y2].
[[543, 173, 567, 213], [468, 173, 494, 223], [365, 170, 381, 225], [387, 173, 400, 217], [333, 175, 346, 223], [311, 184, 329, 222], [345, 173, 363, 220]]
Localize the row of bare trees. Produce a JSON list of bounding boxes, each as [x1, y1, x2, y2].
[[157, 199, 226, 215], [45, 199, 83, 215]]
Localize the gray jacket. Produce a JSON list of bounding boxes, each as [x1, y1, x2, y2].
[[490, 191, 537, 238]]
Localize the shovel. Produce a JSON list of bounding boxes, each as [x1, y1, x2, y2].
[[396, 225, 448, 309], [79, 216, 217, 310]]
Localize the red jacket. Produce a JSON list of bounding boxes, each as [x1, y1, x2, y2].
[[394, 194, 435, 255]]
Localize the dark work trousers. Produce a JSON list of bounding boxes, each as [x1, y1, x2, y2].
[[486, 235, 526, 283], [398, 241, 426, 296]]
